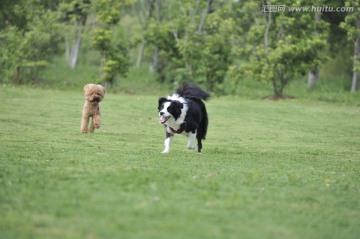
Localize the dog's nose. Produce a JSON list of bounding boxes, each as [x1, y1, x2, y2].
[[159, 112, 164, 116]]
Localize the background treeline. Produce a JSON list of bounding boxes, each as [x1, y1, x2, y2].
[[0, 0, 359, 97]]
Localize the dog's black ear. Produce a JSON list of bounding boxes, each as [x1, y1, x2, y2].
[[168, 101, 183, 120], [173, 100, 183, 109], [158, 97, 167, 109]]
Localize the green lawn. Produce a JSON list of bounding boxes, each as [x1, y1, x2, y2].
[[0, 86, 359, 239]]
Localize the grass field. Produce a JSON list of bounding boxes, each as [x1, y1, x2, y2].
[[0, 86, 360, 239]]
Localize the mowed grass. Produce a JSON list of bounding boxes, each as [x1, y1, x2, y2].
[[0, 86, 359, 239]]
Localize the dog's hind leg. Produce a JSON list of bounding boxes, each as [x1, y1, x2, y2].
[[197, 138, 203, 153], [196, 129, 203, 153], [93, 114, 101, 129], [162, 131, 173, 153]]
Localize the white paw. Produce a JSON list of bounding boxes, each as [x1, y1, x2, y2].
[[161, 150, 170, 154]]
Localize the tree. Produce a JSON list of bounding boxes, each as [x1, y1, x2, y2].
[[90, 0, 134, 86], [230, 1, 328, 98], [145, 0, 234, 93], [131, 0, 157, 68], [0, 0, 63, 84], [60, 0, 91, 69], [340, 0, 360, 92], [308, 12, 322, 89]]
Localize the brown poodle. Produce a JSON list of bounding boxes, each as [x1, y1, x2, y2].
[[80, 84, 105, 133]]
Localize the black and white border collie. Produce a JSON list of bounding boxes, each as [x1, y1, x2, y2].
[[158, 83, 210, 153]]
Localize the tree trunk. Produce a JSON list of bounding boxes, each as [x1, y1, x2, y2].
[[69, 32, 81, 69], [198, 0, 212, 32], [308, 67, 318, 88], [136, 40, 145, 68], [351, 70, 358, 92], [351, 25, 360, 92], [150, 47, 159, 72], [308, 12, 321, 89], [65, 34, 70, 63], [264, 6, 271, 55], [134, 0, 156, 69], [67, 20, 81, 69], [271, 78, 282, 98]]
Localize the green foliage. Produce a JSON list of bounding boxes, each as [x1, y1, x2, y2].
[[0, 0, 63, 83], [38, 54, 163, 94], [91, 28, 113, 53], [38, 56, 99, 90], [90, 0, 133, 85], [231, 0, 328, 97], [340, 0, 360, 78], [145, 0, 233, 93], [340, 1, 360, 41], [145, 19, 178, 82], [1, 0, 360, 97], [59, 0, 91, 22], [1, 87, 360, 238]]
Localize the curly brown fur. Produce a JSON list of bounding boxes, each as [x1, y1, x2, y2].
[[80, 84, 105, 133]]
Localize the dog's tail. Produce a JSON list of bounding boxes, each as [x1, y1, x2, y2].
[[176, 83, 210, 101]]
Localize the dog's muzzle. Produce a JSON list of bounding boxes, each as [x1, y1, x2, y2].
[[159, 112, 170, 124], [90, 98, 101, 105], [90, 96, 101, 105]]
